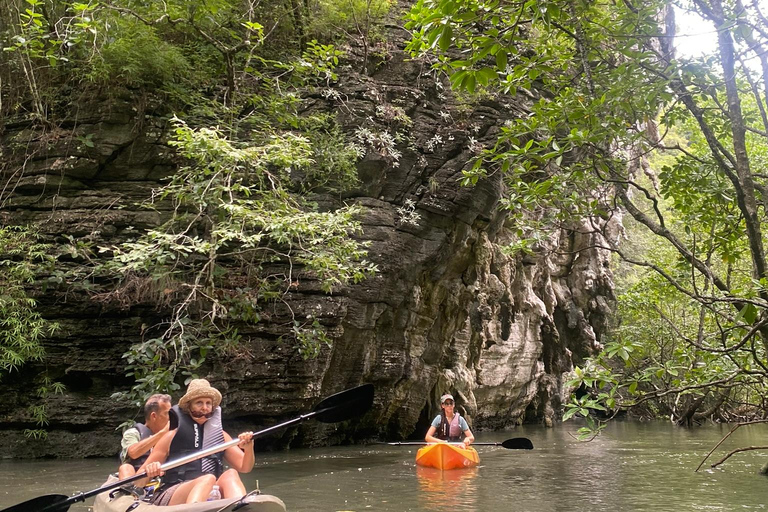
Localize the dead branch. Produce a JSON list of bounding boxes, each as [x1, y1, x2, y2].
[[695, 419, 768, 471], [710, 445, 768, 469]]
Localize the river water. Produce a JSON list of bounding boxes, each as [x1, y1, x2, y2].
[[3, 421, 768, 511]]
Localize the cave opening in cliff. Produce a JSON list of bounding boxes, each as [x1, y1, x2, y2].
[[406, 401, 433, 440]]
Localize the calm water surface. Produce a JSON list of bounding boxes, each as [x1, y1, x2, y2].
[[3, 422, 768, 511]]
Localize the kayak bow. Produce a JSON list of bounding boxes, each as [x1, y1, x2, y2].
[[415, 443, 480, 470]]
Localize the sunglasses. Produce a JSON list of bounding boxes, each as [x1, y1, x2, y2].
[[443, 400, 454, 405]]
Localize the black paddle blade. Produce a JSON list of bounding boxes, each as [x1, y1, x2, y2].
[[1, 494, 70, 512], [314, 383, 374, 423], [501, 437, 534, 450]]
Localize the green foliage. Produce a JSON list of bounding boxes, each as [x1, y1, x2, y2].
[[2, 0, 100, 117], [306, 0, 395, 42], [565, 183, 766, 432], [406, 0, 635, 245], [1, 0, 376, 403], [297, 114, 363, 193], [114, 329, 224, 406], [84, 20, 190, 87], [290, 318, 332, 359], [0, 225, 62, 439], [3, 0, 97, 67], [23, 428, 48, 440], [101, 118, 375, 400], [566, 266, 759, 430], [24, 374, 65, 439], [0, 226, 58, 377], [295, 41, 345, 83], [0, 0, 283, 117], [1, 0, 380, 119]]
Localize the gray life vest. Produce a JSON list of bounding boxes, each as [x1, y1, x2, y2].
[[126, 422, 152, 470]]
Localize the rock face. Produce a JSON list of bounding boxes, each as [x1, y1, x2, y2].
[[0, 26, 614, 458]]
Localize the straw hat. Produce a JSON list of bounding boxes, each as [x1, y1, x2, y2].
[[178, 379, 222, 410]]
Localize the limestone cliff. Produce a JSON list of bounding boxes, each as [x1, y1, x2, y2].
[[0, 23, 614, 458]]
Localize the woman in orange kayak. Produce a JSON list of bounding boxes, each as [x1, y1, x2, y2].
[[425, 393, 475, 447]]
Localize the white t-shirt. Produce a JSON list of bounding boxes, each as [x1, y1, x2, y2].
[[119, 426, 141, 462]]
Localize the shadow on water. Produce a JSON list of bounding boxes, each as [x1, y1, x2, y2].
[[4, 422, 768, 511]]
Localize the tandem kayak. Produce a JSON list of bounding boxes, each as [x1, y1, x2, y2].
[[93, 477, 286, 512], [415, 443, 480, 470]]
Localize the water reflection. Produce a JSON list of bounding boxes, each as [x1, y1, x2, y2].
[[416, 466, 479, 511]]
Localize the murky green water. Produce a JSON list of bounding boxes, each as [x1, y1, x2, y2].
[[3, 421, 768, 511]]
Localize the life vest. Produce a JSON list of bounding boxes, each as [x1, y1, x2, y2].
[[163, 405, 224, 483], [126, 422, 152, 470], [437, 413, 464, 442]]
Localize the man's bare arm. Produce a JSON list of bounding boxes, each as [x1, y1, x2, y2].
[[126, 423, 170, 460]]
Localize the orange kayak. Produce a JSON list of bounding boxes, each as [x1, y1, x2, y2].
[[415, 443, 480, 470]]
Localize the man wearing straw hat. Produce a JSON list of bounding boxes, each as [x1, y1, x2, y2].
[[138, 379, 255, 505]]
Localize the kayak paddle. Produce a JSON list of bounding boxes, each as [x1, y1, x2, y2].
[[2, 383, 374, 512], [380, 437, 534, 450]]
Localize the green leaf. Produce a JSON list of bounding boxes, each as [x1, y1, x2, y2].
[[427, 28, 441, 49], [476, 43, 495, 60], [465, 74, 476, 94], [562, 407, 579, 421], [439, 25, 453, 52], [735, 24, 752, 40], [496, 51, 508, 71], [476, 67, 497, 86], [450, 70, 467, 87], [737, 303, 758, 324]]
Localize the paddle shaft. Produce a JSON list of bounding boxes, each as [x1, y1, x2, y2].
[[380, 436, 533, 450], [383, 442, 468, 446]]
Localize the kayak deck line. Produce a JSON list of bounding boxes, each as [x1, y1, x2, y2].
[[93, 477, 286, 512], [415, 443, 480, 470], [95, 493, 286, 512]]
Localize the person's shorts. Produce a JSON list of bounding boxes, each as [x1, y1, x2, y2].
[[150, 482, 182, 506]]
